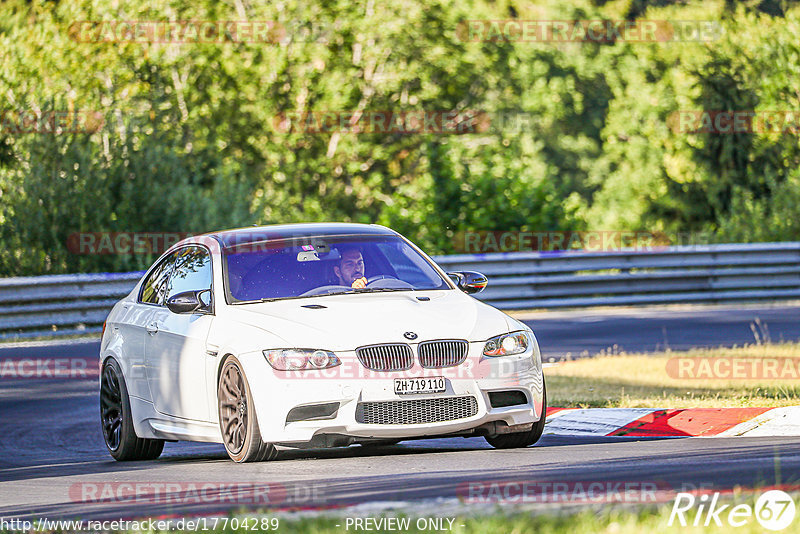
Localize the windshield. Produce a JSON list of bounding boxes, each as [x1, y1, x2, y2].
[[223, 234, 451, 303]]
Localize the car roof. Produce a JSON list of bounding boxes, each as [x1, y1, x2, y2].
[[201, 223, 398, 248]]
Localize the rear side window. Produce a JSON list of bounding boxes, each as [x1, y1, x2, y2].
[[164, 246, 212, 300], [140, 252, 178, 305]]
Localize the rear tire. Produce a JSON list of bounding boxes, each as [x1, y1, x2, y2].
[[218, 356, 277, 462], [485, 380, 547, 449], [100, 358, 164, 461]]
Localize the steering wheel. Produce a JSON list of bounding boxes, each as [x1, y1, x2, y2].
[[299, 277, 408, 297]]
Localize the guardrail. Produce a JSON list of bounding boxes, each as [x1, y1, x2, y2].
[[0, 272, 144, 339], [2, 242, 799, 340]]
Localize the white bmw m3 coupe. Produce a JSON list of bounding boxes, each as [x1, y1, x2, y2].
[[99, 223, 546, 462]]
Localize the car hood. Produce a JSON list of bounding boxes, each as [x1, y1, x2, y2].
[[223, 290, 514, 351]]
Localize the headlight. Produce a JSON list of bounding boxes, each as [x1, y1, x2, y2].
[[264, 349, 341, 371], [483, 331, 530, 357]]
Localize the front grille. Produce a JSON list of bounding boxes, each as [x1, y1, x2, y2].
[[418, 340, 468, 368], [356, 343, 413, 371], [356, 396, 479, 425]]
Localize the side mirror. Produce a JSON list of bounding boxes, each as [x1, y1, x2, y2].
[[446, 271, 488, 294], [167, 290, 211, 314]]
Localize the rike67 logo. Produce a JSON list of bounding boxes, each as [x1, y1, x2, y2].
[[668, 490, 796, 531]]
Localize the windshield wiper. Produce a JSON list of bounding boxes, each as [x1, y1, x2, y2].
[[342, 287, 414, 294], [249, 287, 413, 303], [258, 296, 302, 302]]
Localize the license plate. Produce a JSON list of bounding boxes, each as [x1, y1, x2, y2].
[[394, 377, 446, 395]]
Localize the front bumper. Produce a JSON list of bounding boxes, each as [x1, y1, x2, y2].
[[237, 342, 545, 446]]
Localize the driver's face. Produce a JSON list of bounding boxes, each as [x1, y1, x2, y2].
[[335, 250, 364, 285]]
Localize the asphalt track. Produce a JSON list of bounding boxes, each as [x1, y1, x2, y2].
[[1, 304, 799, 520]]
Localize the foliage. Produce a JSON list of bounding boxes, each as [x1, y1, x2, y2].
[[1, 0, 800, 275]]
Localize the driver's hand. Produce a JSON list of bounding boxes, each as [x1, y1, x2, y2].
[[351, 277, 367, 289]]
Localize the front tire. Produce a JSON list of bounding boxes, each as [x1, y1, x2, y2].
[[485, 380, 547, 449], [100, 358, 164, 461], [218, 356, 277, 462]]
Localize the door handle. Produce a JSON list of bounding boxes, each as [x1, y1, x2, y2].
[[145, 322, 159, 335]]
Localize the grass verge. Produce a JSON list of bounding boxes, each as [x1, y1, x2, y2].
[[546, 342, 800, 408], [0, 504, 784, 534], [25, 491, 790, 534]]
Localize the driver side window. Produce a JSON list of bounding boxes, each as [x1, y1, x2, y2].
[[140, 252, 178, 305], [163, 246, 213, 301]]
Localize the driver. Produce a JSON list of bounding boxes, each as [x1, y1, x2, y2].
[[334, 246, 368, 288]]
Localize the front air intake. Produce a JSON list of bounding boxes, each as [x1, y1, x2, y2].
[[356, 396, 479, 425]]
